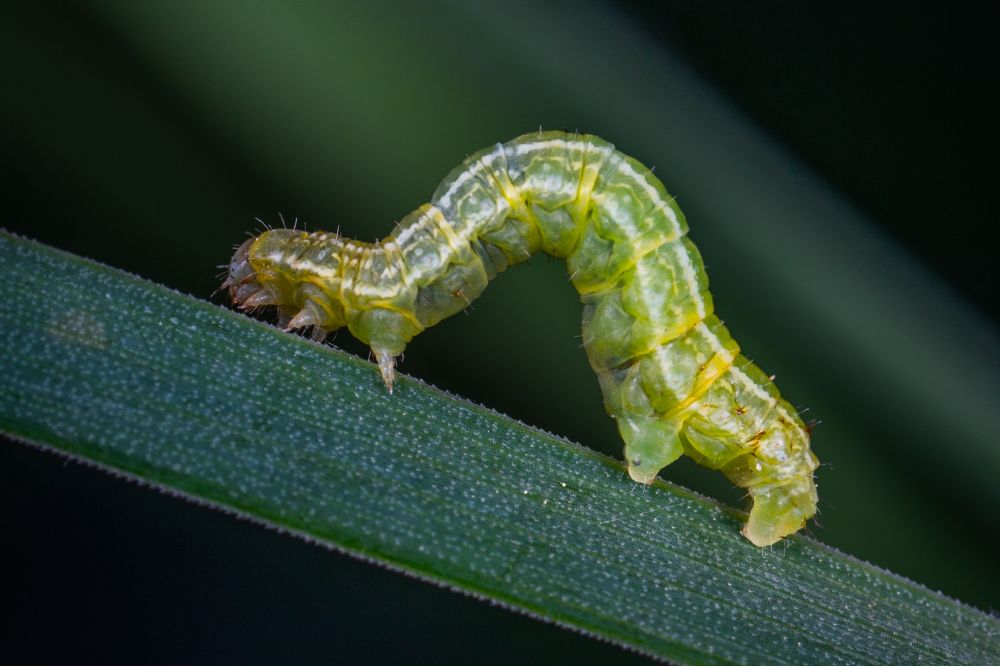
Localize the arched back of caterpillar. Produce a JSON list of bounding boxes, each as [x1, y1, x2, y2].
[[223, 131, 819, 546]]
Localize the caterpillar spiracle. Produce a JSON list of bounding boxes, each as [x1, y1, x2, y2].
[[223, 131, 819, 546]]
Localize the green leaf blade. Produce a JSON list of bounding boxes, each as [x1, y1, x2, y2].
[[1, 231, 997, 665]]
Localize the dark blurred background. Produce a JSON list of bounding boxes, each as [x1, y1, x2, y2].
[[2, 2, 997, 663]]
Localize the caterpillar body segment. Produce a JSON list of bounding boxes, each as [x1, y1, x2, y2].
[[224, 131, 819, 546]]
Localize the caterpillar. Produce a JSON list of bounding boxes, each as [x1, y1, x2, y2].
[[223, 131, 819, 546]]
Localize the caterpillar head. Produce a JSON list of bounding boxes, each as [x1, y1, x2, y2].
[[223, 238, 261, 305], [223, 231, 299, 311], [222, 233, 304, 331]]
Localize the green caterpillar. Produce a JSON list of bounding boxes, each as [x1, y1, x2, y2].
[[223, 131, 819, 546]]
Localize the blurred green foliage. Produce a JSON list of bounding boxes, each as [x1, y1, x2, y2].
[[3, 1, 998, 662]]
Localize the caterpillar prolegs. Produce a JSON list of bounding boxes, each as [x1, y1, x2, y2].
[[224, 131, 819, 546]]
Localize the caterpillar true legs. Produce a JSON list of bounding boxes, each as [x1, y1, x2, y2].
[[224, 131, 819, 546]]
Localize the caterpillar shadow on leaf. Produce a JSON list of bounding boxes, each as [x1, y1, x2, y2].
[[222, 130, 819, 547]]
